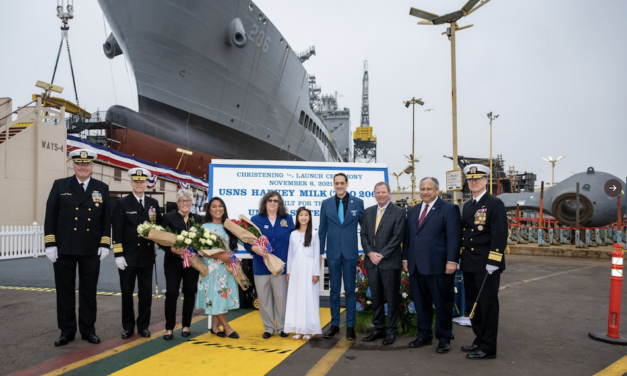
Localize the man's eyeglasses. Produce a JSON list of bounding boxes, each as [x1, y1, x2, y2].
[[267, 199, 279, 203], [178, 199, 193, 204]]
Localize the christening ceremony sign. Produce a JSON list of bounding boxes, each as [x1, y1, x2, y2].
[[208, 160, 388, 252]]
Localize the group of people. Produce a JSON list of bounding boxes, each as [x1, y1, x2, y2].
[[318, 170, 507, 361], [44, 149, 325, 347], [44, 148, 506, 360]]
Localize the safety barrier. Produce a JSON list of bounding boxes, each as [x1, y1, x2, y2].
[[507, 212, 626, 249], [0, 224, 45, 260]]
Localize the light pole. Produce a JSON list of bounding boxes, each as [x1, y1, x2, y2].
[[409, 0, 492, 204], [487, 112, 499, 194], [403, 97, 424, 204], [542, 156, 565, 186], [390, 172, 404, 201]]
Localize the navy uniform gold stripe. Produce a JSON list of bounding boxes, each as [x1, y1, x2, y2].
[[488, 250, 503, 262]]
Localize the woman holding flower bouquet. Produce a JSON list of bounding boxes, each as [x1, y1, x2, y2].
[[245, 191, 294, 339], [160, 189, 202, 340], [194, 197, 240, 339]]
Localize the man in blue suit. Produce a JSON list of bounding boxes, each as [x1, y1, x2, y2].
[[403, 177, 461, 353], [319, 173, 364, 341]]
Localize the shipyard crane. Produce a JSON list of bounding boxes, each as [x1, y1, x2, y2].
[[353, 60, 377, 163]]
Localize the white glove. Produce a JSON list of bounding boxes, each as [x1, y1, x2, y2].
[[486, 265, 499, 275], [45, 247, 58, 263], [115, 257, 128, 270], [98, 247, 110, 261]]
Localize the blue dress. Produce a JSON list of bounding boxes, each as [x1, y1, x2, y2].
[[194, 223, 240, 315]]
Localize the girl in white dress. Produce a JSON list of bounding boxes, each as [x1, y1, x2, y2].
[[284, 207, 322, 340]]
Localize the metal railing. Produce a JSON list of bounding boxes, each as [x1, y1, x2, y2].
[[508, 214, 627, 249]]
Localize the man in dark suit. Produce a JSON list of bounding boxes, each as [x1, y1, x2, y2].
[[319, 173, 364, 341], [360, 182, 406, 345], [44, 149, 111, 346], [403, 177, 461, 354], [460, 164, 507, 359], [112, 168, 162, 339]]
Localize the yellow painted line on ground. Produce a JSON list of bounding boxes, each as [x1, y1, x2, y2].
[[0, 286, 170, 299], [499, 264, 603, 291], [305, 337, 353, 376], [113, 308, 335, 376], [41, 315, 206, 376], [594, 354, 627, 376]]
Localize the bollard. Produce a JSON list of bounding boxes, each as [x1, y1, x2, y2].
[[589, 243, 627, 344]]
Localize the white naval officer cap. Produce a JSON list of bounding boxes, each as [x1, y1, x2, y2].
[[463, 164, 490, 180], [127, 167, 151, 181], [69, 148, 97, 164]]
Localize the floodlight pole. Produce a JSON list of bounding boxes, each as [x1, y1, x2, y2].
[[450, 22, 459, 204], [490, 116, 493, 194], [412, 100, 416, 203], [488, 112, 498, 194]]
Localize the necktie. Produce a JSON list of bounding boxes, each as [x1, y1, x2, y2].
[[80, 182, 85, 191], [418, 204, 429, 228], [338, 199, 344, 225], [375, 207, 384, 234], [139, 198, 143, 208], [472, 199, 477, 206]]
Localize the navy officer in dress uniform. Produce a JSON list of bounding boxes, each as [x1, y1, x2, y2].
[[112, 168, 163, 339], [44, 148, 111, 346], [460, 164, 508, 359]]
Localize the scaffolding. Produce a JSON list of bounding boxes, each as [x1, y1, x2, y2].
[[443, 154, 536, 196]]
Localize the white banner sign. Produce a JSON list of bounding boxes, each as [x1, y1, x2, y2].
[[208, 160, 389, 253]]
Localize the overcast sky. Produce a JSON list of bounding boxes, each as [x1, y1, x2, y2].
[[2, 0, 626, 191]]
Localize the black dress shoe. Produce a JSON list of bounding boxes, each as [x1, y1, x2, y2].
[[54, 336, 74, 347], [280, 331, 289, 338], [164, 333, 173, 340], [228, 331, 240, 339], [83, 334, 100, 344], [181, 330, 191, 337], [139, 329, 151, 338], [382, 333, 396, 345], [466, 349, 496, 359], [262, 332, 273, 339], [211, 329, 226, 337], [408, 337, 433, 348], [122, 330, 134, 339], [363, 330, 385, 342], [436, 341, 450, 354], [346, 327, 356, 341], [461, 344, 479, 352], [324, 326, 340, 339]]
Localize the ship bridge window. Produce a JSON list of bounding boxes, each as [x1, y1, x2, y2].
[[304, 115, 310, 129], [299, 111, 305, 125], [308, 119, 313, 131]]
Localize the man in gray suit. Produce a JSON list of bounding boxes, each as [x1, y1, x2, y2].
[[360, 182, 407, 345]]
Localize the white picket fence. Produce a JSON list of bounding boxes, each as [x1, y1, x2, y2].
[[0, 224, 45, 260]]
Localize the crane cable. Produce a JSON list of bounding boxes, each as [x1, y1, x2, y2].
[[50, 26, 80, 109]]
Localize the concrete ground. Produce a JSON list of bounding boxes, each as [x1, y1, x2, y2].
[[1, 254, 626, 375]]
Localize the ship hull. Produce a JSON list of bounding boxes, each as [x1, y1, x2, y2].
[[98, 0, 341, 165]]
